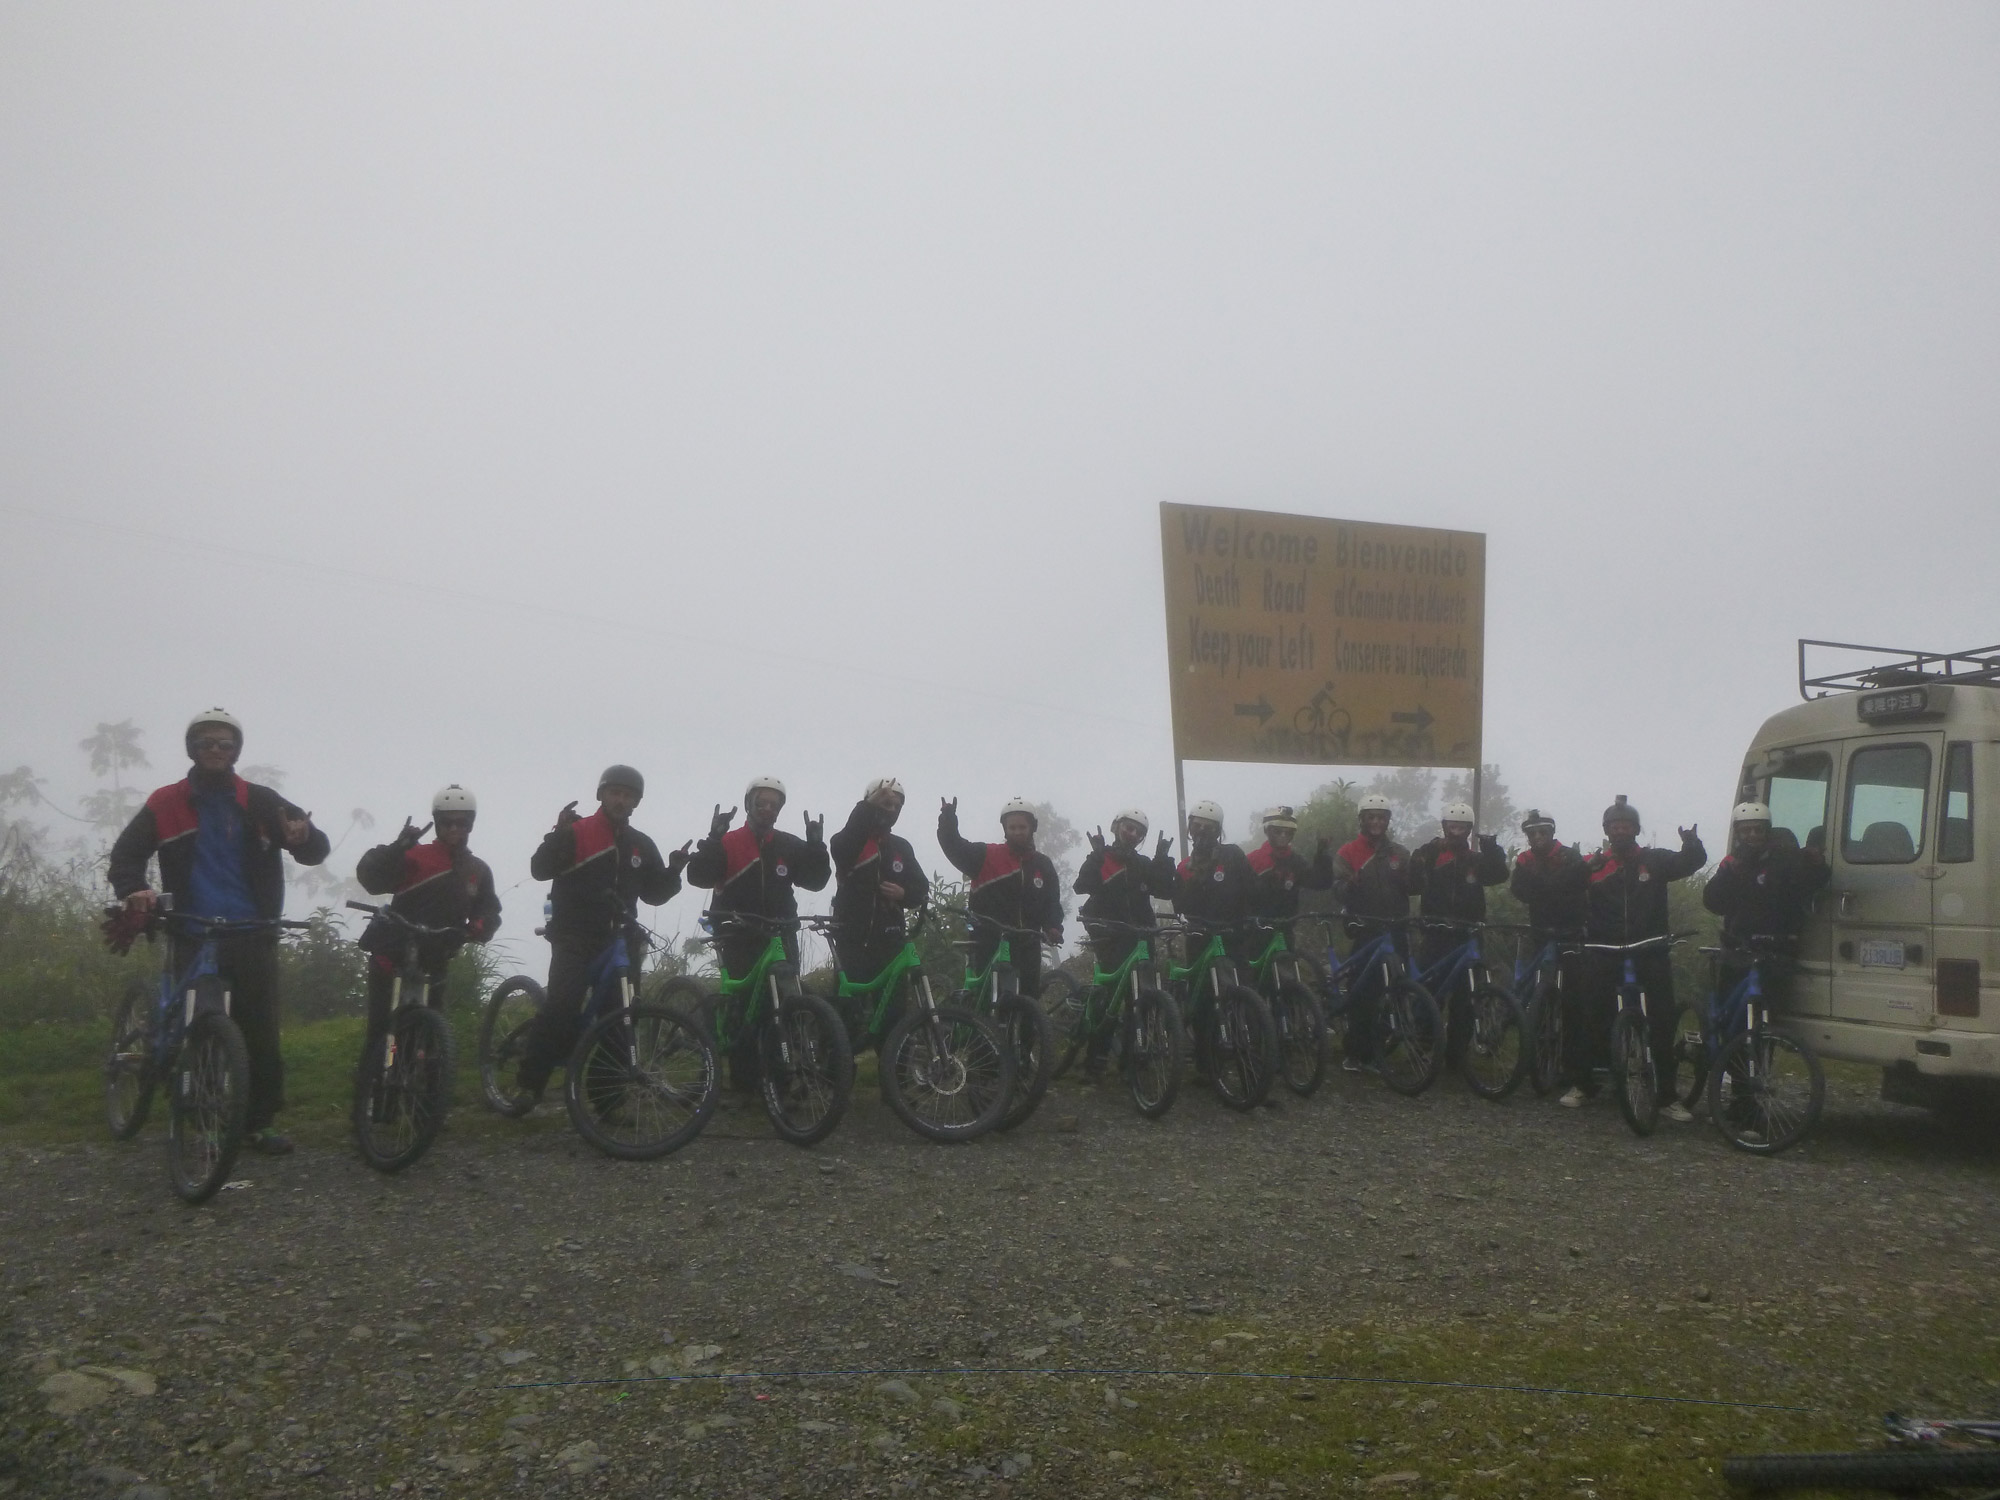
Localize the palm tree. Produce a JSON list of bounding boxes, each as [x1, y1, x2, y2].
[[78, 721, 149, 832]]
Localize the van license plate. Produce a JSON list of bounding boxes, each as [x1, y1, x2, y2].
[[1859, 940, 1907, 969]]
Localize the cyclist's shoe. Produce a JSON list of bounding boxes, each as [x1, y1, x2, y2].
[[247, 1127, 294, 1156], [1341, 1055, 1375, 1074], [1558, 1086, 1585, 1108], [512, 1067, 546, 1107], [1661, 1102, 1694, 1124]]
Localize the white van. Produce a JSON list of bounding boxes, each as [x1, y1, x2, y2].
[[1735, 641, 1997, 1108]]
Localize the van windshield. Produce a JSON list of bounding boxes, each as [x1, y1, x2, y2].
[[1842, 743, 1930, 865]]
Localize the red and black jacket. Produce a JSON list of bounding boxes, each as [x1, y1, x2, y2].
[[1173, 841, 1254, 932], [1245, 840, 1333, 923], [108, 771, 329, 923], [1702, 845, 1828, 945], [936, 809, 1063, 937], [1330, 834, 1411, 921], [829, 801, 929, 939], [531, 811, 680, 949], [684, 821, 831, 924], [1509, 841, 1589, 934], [1406, 836, 1508, 924], [1074, 843, 1173, 929], [355, 837, 502, 958], [1582, 834, 1707, 944]]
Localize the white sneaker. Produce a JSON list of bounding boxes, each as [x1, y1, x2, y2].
[[1558, 1086, 1585, 1108], [1662, 1102, 1693, 1123]]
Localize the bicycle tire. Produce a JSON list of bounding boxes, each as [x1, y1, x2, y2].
[[1376, 980, 1443, 1097], [1272, 979, 1327, 1097], [1611, 1010, 1658, 1137], [1666, 1001, 1709, 1110], [1461, 984, 1527, 1101], [565, 1003, 718, 1160], [1123, 987, 1182, 1117], [1721, 1447, 2000, 1489], [1525, 977, 1564, 1097], [1293, 947, 1332, 1004], [1708, 1029, 1825, 1156], [992, 983, 1053, 1132], [1206, 985, 1277, 1111], [880, 1001, 1013, 1142], [168, 1005, 249, 1205], [477, 975, 545, 1117], [651, 973, 712, 1023], [757, 986, 853, 1147], [353, 1005, 455, 1173], [105, 979, 156, 1140]]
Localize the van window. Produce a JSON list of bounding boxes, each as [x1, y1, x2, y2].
[[1765, 751, 1832, 857], [1940, 742, 1973, 863], [1842, 743, 1930, 865]]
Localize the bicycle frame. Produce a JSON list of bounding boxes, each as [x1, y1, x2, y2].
[[1074, 936, 1160, 1039], [1513, 935, 1581, 1005], [1168, 931, 1244, 1011], [1415, 927, 1493, 1004], [1583, 935, 1675, 1020], [1243, 925, 1314, 992], [1323, 922, 1412, 1007], [831, 939, 931, 1043], [702, 924, 797, 1051]]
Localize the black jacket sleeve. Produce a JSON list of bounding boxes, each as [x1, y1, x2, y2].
[[1028, 855, 1064, 931], [629, 832, 681, 907], [530, 823, 577, 882], [355, 841, 410, 896], [790, 827, 832, 891], [830, 802, 884, 874], [1301, 845, 1335, 891], [106, 804, 161, 899], [1473, 837, 1508, 886], [1663, 832, 1708, 880], [468, 857, 502, 941], [934, 809, 985, 880], [1073, 852, 1105, 897], [277, 794, 331, 868], [1702, 858, 1741, 917], [683, 829, 724, 889], [897, 848, 930, 911]]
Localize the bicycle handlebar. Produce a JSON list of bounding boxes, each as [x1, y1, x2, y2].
[[1581, 931, 1695, 953], [345, 900, 459, 939]]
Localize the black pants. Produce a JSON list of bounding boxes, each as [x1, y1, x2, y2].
[[969, 931, 1043, 999], [175, 934, 284, 1131], [1340, 929, 1409, 1065], [1580, 949, 1677, 1096]]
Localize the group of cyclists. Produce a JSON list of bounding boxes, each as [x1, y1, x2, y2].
[[106, 706, 1831, 1164]]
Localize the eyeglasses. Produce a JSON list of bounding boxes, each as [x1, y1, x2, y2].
[[434, 816, 474, 830], [190, 737, 238, 752]]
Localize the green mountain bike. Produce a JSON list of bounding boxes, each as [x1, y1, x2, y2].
[[1242, 921, 1328, 1097], [953, 912, 1055, 1132], [1046, 919, 1184, 1118], [1167, 925, 1279, 1111]]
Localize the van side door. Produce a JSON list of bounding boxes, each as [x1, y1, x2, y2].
[[1829, 733, 1943, 1029]]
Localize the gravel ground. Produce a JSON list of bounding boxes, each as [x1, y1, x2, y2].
[[6, 1063, 2000, 1499]]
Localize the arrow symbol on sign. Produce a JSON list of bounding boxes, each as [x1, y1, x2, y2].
[[1391, 705, 1434, 732], [1234, 696, 1275, 724]]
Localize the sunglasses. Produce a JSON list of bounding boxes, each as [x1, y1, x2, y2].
[[434, 815, 474, 830], [190, 736, 239, 752]]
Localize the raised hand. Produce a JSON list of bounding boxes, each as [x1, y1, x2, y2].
[[282, 810, 315, 848], [804, 811, 824, 843], [1154, 833, 1173, 862], [940, 796, 958, 822], [1087, 826, 1107, 854], [1315, 833, 1330, 857], [709, 804, 736, 840], [668, 840, 692, 877], [395, 816, 430, 847], [556, 800, 580, 829], [1679, 823, 1700, 845]]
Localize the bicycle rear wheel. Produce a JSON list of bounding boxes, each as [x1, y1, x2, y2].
[[1271, 979, 1326, 1097], [992, 982, 1053, 1132], [1461, 984, 1527, 1101], [1124, 988, 1182, 1117], [1207, 985, 1277, 1111], [477, 975, 545, 1117], [1376, 980, 1443, 1097], [1708, 1029, 1824, 1155], [1668, 1002, 1710, 1110], [168, 1006, 249, 1205], [566, 1003, 718, 1160], [1611, 1010, 1658, 1137], [1525, 979, 1564, 1097], [105, 979, 157, 1140], [881, 1002, 1013, 1142], [758, 987, 854, 1147], [353, 1006, 455, 1173]]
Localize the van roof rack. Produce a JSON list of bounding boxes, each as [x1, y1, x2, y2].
[[1799, 639, 2000, 700]]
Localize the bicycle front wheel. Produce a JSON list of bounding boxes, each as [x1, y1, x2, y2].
[[881, 1003, 1013, 1142], [1124, 988, 1183, 1118], [1272, 979, 1327, 1097], [105, 979, 156, 1140], [758, 988, 854, 1147], [168, 1008, 250, 1205], [1708, 1029, 1824, 1155], [477, 975, 545, 1117], [353, 1007, 455, 1173], [1207, 985, 1277, 1111], [1376, 980, 1443, 1097], [1461, 984, 1527, 1101], [1611, 1011, 1658, 1137], [993, 985, 1053, 1132], [566, 1004, 718, 1160]]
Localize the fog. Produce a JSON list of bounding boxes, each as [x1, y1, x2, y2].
[[5, 3, 1997, 962]]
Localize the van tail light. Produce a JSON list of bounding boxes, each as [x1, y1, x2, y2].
[[1937, 959, 1981, 1018]]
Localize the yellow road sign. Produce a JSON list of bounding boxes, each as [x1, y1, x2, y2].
[[1159, 503, 1485, 769]]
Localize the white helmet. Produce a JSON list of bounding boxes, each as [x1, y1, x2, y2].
[[1263, 805, 1299, 831], [432, 784, 477, 816], [185, 707, 243, 753], [1188, 799, 1225, 830], [1113, 807, 1149, 836], [745, 775, 787, 804], [1732, 801, 1772, 824], [1357, 793, 1392, 815], [1440, 802, 1476, 826], [1000, 797, 1037, 826], [864, 776, 905, 801]]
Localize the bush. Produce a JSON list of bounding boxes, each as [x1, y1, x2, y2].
[[0, 871, 153, 1028]]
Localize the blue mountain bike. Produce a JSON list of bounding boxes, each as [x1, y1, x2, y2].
[[1415, 919, 1527, 1100], [1319, 918, 1443, 1096], [1695, 938, 1825, 1154]]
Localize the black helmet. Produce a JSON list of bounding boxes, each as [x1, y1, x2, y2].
[[598, 764, 645, 798], [1520, 808, 1555, 834], [1601, 794, 1640, 830]]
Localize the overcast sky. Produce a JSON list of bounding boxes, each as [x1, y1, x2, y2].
[[5, 4, 1997, 962]]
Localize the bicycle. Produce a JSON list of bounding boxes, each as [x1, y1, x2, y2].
[[1045, 919, 1184, 1118], [476, 924, 717, 1159], [1165, 925, 1279, 1111], [1241, 920, 1328, 1097], [656, 912, 853, 1148], [1414, 919, 1527, 1101], [951, 912, 1055, 1132], [345, 901, 458, 1173], [102, 901, 309, 1204], [1691, 937, 1826, 1155], [802, 914, 1013, 1143], [1581, 932, 1694, 1138], [1511, 927, 1584, 1097], [1316, 917, 1443, 1096]]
